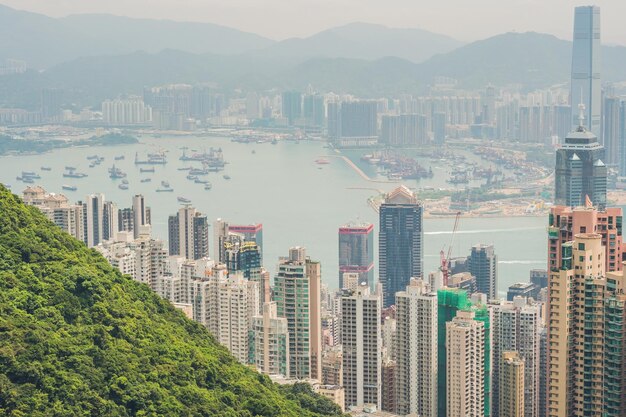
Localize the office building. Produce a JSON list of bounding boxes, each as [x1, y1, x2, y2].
[[337, 101, 378, 147], [282, 91, 302, 125], [469, 244, 497, 300], [548, 205, 622, 272], [506, 282, 540, 301], [168, 206, 209, 260], [446, 310, 485, 417], [499, 352, 525, 417], [273, 247, 322, 380], [554, 106, 607, 208], [338, 222, 374, 289], [379, 186, 423, 307], [570, 6, 601, 136], [394, 279, 437, 417], [603, 96, 620, 166], [341, 285, 381, 410], [228, 223, 263, 260], [132, 194, 148, 239], [491, 297, 541, 417]]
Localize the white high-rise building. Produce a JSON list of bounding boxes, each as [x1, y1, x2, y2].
[[341, 284, 381, 410], [490, 297, 541, 417], [84, 193, 104, 247], [446, 310, 485, 417], [102, 97, 152, 125], [570, 5, 601, 137], [22, 186, 84, 241], [395, 279, 438, 417], [132, 194, 148, 239]]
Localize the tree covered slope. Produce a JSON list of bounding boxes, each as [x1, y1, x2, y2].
[[0, 185, 342, 417]]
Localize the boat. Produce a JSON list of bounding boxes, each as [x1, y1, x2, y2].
[[86, 155, 99, 160], [121, 179, 129, 185], [194, 179, 209, 184], [62, 185, 77, 191], [89, 162, 97, 168], [161, 181, 170, 188], [315, 158, 330, 165], [135, 152, 167, 165], [156, 188, 174, 192], [252, 150, 256, 154], [187, 175, 199, 181], [63, 168, 88, 178], [108, 164, 127, 179], [22, 177, 35, 183], [114, 155, 125, 161], [118, 183, 129, 190], [40, 166, 52, 171], [177, 197, 191, 203], [177, 167, 192, 171], [140, 167, 155, 173], [189, 168, 209, 176], [271, 139, 278, 145], [223, 174, 231, 180], [22, 171, 41, 179], [204, 184, 212, 191], [140, 178, 152, 183]]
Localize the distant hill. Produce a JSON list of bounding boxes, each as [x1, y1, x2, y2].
[[249, 22, 463, 64], [0, 184, 342, 416], [0, 5, 273, 68]]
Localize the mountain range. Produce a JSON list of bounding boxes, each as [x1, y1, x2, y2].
[[2, 4, 626, 109]]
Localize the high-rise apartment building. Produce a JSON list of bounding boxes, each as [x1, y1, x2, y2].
[[548, 205, 622, 272], [281, 91, 302, 125], [379, 185, 423, 307], [337, 101, 378, 147], [469, 244, 497, 300], [22, 186, 84, 241], [341, 285, 381, 410], [338, 222, 374, 289], [554, 108, 607, 208], [132, 194, 148, 239], [499, 351, 525, 417], [84, 193, 104, 247], [570, 6, 601, 136], [168, 206, 209, 260], [490, 297, 541, 417], [273, 247, 321, 380], [395, 279, 438, 417], [446, 310, 485, 417]]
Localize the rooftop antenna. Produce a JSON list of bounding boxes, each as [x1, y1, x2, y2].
[[578, 88, 585, 129]]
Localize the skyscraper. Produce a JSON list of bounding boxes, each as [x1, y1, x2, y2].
[[132, 194, 148, 239], [251, 302, 290, 377], [490, 297, 541, 417], [281, 91, 302, 125], [168, 206, 209, 260], [341, 285, 381, 410], [337, 101, 378, 147], [446, 310, 485, 417], [570, 5, 601, 137], [84, 193, 104, 247], [602, 95, 620, 166], [228, 223, 263, 261], [469, 244, 497, 300], [379, 185, 423, 307], [554, 106, 607, 208], [273, 247, 321, 380], [499, 351, 525, 417], [338, 222, 374, 289], [395, 279, 438, 417]]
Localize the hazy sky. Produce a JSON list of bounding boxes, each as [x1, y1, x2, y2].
[[4, 0, 626, 44]]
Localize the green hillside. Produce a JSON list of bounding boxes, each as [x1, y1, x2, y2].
[[0, 185, 342, 417]]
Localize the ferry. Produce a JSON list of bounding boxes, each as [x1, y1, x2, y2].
[[194, 179, 209, 184], [62, 185, 77, 191], [189, 168, 209, 176], [177, 197, 191, 204], [140, 178, 152, 183], [22, 171, 41, 179], [315, 158, 330, 165], [40, 166, 52, 171], [114, 155, 125, 161], [177, 167, 192, 171], [118, 183, 129, 190], [21, 177, 35, 183], [223, 174, 231, 180], [86, 155, 99, 160], [140, 167, 155, 173], [156, 187, 174, 193]]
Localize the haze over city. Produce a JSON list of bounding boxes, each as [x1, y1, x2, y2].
[[3, 0, 626, 44]]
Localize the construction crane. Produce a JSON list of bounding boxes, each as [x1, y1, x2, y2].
[[440, 211, 462, 287]]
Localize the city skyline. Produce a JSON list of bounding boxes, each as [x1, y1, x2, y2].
[[3, 0, 626, 45]]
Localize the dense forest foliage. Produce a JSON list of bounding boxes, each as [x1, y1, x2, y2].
[[0, 185, 343, 417]]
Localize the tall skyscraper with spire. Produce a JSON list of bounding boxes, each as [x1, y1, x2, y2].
[[570, 5, 601, 137], [554, 103, 607, 208]]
